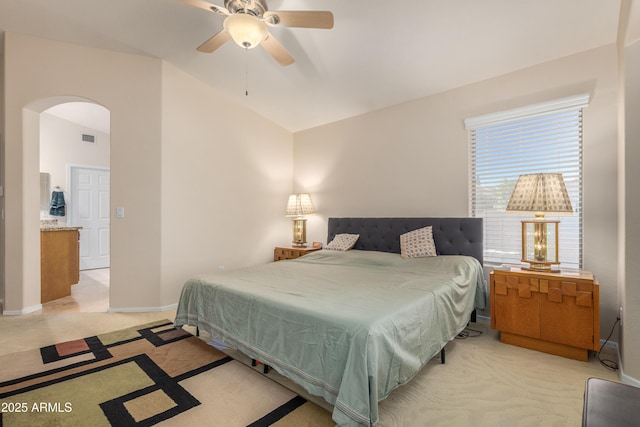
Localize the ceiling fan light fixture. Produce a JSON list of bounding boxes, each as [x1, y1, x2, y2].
[[223, 13, 268, 49]]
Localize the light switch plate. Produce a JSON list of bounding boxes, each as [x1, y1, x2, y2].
[[115, 207, 125, 218]]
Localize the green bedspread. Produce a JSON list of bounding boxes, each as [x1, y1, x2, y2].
[[174, 249, 486, 426]]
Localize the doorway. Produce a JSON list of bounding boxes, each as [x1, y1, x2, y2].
[[40, 101, 111, 312]]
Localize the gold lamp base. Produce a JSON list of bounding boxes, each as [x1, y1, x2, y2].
[[520, 216, 561, 273], [291, 218, 307, 248]]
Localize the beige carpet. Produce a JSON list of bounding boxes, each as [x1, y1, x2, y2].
[[0, 319, 333, 427], [0, 311, 621, 426], [376, 324, 619, 426], [193, 322, 620, 427]]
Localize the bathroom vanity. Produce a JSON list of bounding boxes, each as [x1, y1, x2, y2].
[[40, 226, 81, 303]]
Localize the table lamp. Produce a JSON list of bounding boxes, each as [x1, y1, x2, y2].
[[506, 173, 573, 272], [285, 193, 315, 247]]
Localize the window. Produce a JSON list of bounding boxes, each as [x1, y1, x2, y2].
[[465, 95, 588, 269]]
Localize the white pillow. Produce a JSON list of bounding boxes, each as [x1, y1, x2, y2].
[[325, 233, 360, 251], [400, 226, 437, 259]]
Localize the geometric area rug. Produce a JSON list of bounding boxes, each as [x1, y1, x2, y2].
[[0, 320, 333, 427]]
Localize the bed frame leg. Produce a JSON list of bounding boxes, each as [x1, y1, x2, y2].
[[195, 327, 200, 337], [251, 359, 271, 373], [441, 308, 476, 365]]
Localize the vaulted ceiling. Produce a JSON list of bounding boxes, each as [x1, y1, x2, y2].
[[0, 0, 622, 132]]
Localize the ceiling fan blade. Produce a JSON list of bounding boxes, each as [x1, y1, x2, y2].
[[197, 30, 232, 53], [261, 33, 295, 66], [178, 0, 229, 15], [263, 11, 334, 29]]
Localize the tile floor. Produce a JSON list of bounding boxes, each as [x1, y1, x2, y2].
[[42, 268, 110, 313], [0, 269, 176, 356]]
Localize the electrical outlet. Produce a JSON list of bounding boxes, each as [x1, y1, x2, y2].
[[619, 306, 623, 327], [218, 266, 225, 272]]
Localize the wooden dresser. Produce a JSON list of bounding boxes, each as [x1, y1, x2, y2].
[[274, 246, 321, 261], [490, 267, 600, 361], [41, 228, 81, 303]]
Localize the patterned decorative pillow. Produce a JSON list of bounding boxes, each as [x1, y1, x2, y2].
[[400, 226, 437, 259], [325, 233, 360, 251]]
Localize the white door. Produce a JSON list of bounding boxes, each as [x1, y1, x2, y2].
[[70, 166, 110, 270]]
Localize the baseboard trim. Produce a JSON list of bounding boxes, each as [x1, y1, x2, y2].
[[616, 344, 640, 387], [3, 303, 43, 316], [476, 314, 490, 324], [107, 303, 177, 313]]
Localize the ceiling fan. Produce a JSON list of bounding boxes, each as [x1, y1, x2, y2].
[[179, 0, 334, 66]]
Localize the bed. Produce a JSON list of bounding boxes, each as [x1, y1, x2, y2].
[[174, 217, 486, 427]]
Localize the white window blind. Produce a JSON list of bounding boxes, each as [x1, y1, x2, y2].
[[465, 95, 587, 269]]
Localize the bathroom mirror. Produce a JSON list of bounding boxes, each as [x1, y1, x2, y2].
[[40, 172, 51, 211]]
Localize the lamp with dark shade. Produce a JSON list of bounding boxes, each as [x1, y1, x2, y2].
[[285, 193, 315, 247], [506, 173, 573, 272]]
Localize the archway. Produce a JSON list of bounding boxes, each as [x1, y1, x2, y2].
[[40, 100, 111, 311], [6, 96, 111, 314]]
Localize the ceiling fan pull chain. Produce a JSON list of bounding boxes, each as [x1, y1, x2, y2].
[[245, 47, 249, 96]]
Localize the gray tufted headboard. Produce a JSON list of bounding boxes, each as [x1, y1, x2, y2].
[[327, 217, 483, 265]]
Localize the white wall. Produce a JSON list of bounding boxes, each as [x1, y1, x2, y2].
[[2, 32, 293, 313], [158, 62, 293, 307], [620, 41, 640, 384], [39, 112, 110, 223], [294, 45, 620, 348], [622, 28, 640, 383], [2, 32, 162, 313], [0, 33, 5, 307]]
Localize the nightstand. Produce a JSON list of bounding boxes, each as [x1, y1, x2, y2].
[[490, 267, 600, 361], [274, 246, 321, 262]]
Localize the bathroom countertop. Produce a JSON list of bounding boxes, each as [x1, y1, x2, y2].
[[40, 226, 83, 231]]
